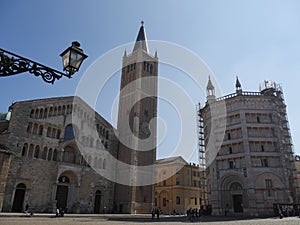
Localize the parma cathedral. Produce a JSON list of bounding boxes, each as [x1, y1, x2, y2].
[[0, 23, 157, 214]]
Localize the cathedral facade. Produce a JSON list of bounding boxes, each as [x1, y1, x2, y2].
[[0, 96, 118, 213]]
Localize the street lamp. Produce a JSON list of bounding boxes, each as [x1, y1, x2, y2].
[[0, 41, 88, 84]]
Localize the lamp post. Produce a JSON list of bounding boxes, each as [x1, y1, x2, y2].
[[0, 41, 87, 84]]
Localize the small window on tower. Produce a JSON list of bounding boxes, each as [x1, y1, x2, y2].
[[227, 133, 231, 140]]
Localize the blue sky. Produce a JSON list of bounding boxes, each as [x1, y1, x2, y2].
[[1, 0, 300, 161]]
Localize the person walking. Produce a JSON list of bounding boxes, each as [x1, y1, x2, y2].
[[156, 208, 160, 219], [151, 208, 155, 219]]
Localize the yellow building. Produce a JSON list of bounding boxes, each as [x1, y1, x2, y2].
[[155, 156, 208, 215]]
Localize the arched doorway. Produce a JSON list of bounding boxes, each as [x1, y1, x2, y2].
[[94, 190, 102, 213], [230, 182, 243, 213], [55, 176, 70, 211], [12, 183, 26, 212]]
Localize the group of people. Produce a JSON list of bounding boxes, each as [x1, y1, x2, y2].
[[151, 208, 160, 219], [186, 208, 201, 221]]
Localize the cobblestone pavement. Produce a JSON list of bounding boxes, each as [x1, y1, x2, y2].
[[0, 214, 300, 225]]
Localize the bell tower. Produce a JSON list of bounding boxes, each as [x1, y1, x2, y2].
[[114, 22, 158, 213]]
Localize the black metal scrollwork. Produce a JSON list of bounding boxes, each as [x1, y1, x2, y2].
[[0, 48, 67, 84]]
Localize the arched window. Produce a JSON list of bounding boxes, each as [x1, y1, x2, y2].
[[105, 131, 109, 139], [64, 124, 75, 141], [49, 107, 53, 117], [33, 123, 38, 134], [67, 105, 71, 114], [46, 127, 51, 137], [39, 108, 44, 118], [30, 109, 34, 118], [104, 142, 108, 149], [58, 106, 62, 115], [21, 143, 28, 156], [27, 122, 32, 133], [28, 144, 34, 158], [47, 148, 53, 161], [35, 109, 39, 118], [52, 128, 57, 139], [62, 105, 66, 115], [53, 106, 57, 116], [44, 108, 48, 118], [38, 125, 43, 135], [42, 147, 47, 160], [53, 149, 58, 161], [56, 129, 61, 139], [34, 145, 40, 158], [63, 146, 75, 163]]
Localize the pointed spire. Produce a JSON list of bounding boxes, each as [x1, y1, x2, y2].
[[235, 76, 241, 89], [133, 21, 149, 53], [206, 76, 215, 91], [154, 50, 158, 58], [123, 49, 127, 57], [236, 76, 242, 95], [206, 76, 216, 101]]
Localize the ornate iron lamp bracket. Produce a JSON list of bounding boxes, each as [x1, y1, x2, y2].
[[0, 48, 71, 84]]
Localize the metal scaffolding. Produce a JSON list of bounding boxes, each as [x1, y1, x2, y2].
[[196, 103, 208, 206]]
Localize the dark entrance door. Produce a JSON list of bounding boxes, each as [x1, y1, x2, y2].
[[56, 185, 68, 210], [12, 183, 26, 212], [232, 194, 243, 212], [94, 190, 102, 213]]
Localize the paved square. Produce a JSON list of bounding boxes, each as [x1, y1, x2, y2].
[[0, 214, 300, 225]]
